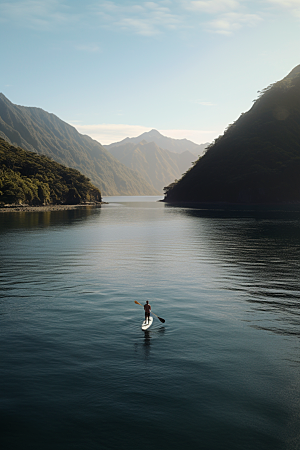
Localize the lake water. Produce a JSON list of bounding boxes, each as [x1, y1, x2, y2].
[[1, 196, 300, 450]]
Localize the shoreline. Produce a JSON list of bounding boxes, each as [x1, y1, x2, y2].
[[163, 200, 300, 211], [0, 202, 107, 213]]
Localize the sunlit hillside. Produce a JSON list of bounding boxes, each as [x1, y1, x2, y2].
[[0, 138, 101, 205]]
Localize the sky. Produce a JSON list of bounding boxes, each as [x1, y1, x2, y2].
[[0, 0, 300, 145]]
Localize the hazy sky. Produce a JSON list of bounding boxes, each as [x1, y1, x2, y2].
[[1, 0, 299, 144]]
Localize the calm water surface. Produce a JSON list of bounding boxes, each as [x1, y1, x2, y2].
[[1, 196, 300, 449]]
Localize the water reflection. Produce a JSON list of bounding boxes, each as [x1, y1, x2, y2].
[[179, 208, 300, 337], [165, 203, 300, 219], [143, 330, 151, 359], [0, 207, 100, 233], [134, 326, 166, 361]]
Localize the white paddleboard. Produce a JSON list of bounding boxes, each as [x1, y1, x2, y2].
[[142, 316, 153, 330]]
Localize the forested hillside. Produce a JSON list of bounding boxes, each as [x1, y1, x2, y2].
[[164, 65, 300, 205], [0, 94, 158, 196], [107, 140, 196, 192], [0, 138, 101, 205]]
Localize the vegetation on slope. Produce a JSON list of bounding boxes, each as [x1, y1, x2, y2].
[[164, 65, 300, 205], [0, 138, 101, 205], [107, 140, 196, 192], [0, 94, 159, 196]]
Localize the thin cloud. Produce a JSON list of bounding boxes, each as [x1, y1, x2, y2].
[[70, 123, 217, 145], [160, 128, 217, 144], [71, 123, 152, 144], [116, 17, 160, 36], [0, 0, 77, 30], [185, 0, 240, 14], [266, 0, 300, 17], [0, 1, 277, 37], [267, 0, 300, 6], [208, 12, 263, 34], [183, 0, 264, 34], [94, 1, 183, 36]]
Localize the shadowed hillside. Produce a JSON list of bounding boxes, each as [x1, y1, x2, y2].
[[0, 94, 159, 196], [164, 65, 300, 206]]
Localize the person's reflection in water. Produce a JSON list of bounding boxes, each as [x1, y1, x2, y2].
[[143, 330, 151, 360], [142, 327, 166, 359]]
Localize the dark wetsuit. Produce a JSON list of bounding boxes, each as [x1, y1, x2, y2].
[[144, 303, 151, 323]]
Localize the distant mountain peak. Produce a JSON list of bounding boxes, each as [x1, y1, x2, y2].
[[135, 129, 164, 141], [0, 94, 159, 196], [105, 129, 209, 155], [147, 129, 163, 136], [106, 139, 198, 193]]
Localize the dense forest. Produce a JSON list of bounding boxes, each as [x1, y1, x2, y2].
[[164, 65, 300, 205], [0, 138, 101, 205]]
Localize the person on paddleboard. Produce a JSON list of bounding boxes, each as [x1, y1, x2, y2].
[[144, 301, 151, 324]]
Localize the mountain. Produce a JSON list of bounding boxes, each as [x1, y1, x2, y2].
[[105, 129, 209, 155], [164, 65, 300, 206], [0, 94, 158, 196], [106, 140, 197, 193], [0, 137, 101, 205]]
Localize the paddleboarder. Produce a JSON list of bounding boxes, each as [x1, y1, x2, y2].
[[144, 300, 151, 324]]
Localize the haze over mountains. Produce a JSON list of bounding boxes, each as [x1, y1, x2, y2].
[[0, 94, 210, 196], [164, 65, 300, 206], [0, 94, 158, 196], [106, 139, 197, 192], [105, 129, 209, 155]]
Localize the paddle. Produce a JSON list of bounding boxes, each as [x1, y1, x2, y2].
[[134, 300, 165, 323]]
